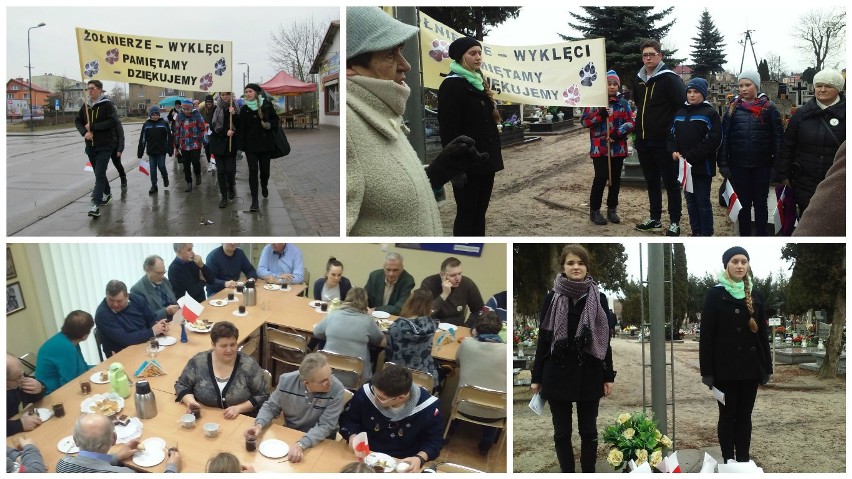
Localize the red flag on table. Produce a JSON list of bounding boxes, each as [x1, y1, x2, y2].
[[177, 292, 203, 323], [722, 180, 742, 222]]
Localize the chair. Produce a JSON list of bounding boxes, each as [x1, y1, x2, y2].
[[238, 334, 259, 357], [265, 327, 308, 378], [442, 385, 507, 454], [262, 369, 274, 393], [18, 353, 36, 375], [435, 463, 485, 473], [318, 349, 364, 391], [299, 267, 311, 298], [93, 327, 106, 361]]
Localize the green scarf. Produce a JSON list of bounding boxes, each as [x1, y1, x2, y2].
[[717, 270, 745, 299], [449, 60, 484, 91], [244, 96, 264, 111]]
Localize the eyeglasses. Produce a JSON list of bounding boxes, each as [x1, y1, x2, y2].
[[87, 87, 99, 91], [642, 52, 660, 58], [370, 385, 404, 405]]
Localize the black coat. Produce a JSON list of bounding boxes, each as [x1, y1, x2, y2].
[[137, 118, 173, 157], [437, 75, 504, 176], [531, 291, 615, 402], [699, 285, 772, 382], [237, 100, 278, 154], [209, 105, 240, 156], [778, 96, 846, 210], [717, 95, 783, 170], [666, 101, 722, 176], [633, 66, 685, 144], [74, 99, 117, 150]]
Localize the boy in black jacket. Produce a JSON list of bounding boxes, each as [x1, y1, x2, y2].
[[74, 80, 117, 218], [137, 106, 174, 194], [667, 78, 722, 236]]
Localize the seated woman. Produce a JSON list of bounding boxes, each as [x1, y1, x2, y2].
[[175, 321, 269, 419], [35, 310, 95, 394], [339, 364, 443, 472], [312, 257, 352, 301], [313, 288, 385, 385], [454, 311, 507, 455], [385, 288, 438, 390], [206, 452, 254, 473]]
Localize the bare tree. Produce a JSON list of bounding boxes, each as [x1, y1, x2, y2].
[[765, 52, 786, 81], [792, 8, 846, 72], [268, 16, 334, 83]]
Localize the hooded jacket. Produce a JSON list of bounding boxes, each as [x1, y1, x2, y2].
[[175, 108, 206, 151], [137, 117, 173, 157], [580, 92, 635, 158], [717, 93, 783, 170], [633, 62, 686, 144], [667, 101, 722, 176], [385, 316, 439, 388], [74, 93, 117, 149]]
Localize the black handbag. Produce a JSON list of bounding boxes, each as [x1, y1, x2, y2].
[[271, 124, 291, 158]]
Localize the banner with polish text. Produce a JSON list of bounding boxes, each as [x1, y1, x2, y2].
[[75, 28, 232, 92], [419, 12, 607, 107]]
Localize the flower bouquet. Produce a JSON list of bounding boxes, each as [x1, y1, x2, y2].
[[602, 412, 672, 471]]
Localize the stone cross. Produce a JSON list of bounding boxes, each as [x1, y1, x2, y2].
[[790, 81, 808, 106]]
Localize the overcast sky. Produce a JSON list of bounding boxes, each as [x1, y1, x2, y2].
[[6, 6, 338, 94], [484, 4, 847, 74]]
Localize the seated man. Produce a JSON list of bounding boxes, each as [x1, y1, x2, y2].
[[130, 255, 180, 321], [35, 310, 95, 394], [421, 257, 484, 326], [6, 436, 47, 472], [56, 413, 180, 472], [94, 280, 168, 357], [364, 252, 415, 315], [339, 365, 442, 472], [168, 243, 216, 302], [244, 353, 346, 464], [485, 290, 507, 323], [454, 311, 507, 455], [206, 243, 258, 296], [6, 354, 46, 437], [257, 243, 304, 285]]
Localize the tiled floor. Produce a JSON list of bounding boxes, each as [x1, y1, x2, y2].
[[434, 420, 507, 473]]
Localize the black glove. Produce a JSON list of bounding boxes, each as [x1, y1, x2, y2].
[[425, 135, 488, 188], [432, 185, 446, 202], [718, 166, 731, 179], [760, 374, 770, 385], [451, 173, 467, 190], [701, 375, 714, 390]]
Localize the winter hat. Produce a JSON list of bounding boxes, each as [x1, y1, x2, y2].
[[174, 100, 182, 106], [148, 105, 161, 117], [606, 70, 620, 86], [204, 94, 214, 103], [347, 7, 419, 60], [181, 99, 193, 106], [686, 77, 709, 100], [448, 36, 482, 63], [245, 83, 262, 95], [738, 70, 761, 90], [722, 246, 750, 267], [812, 69, 845, 92]]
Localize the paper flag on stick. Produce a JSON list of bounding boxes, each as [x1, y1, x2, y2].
[[84, 161, 94, 172], [722, 180, 742, 222], [177, 292, 203, 323], [677, 157, 693, 193], [139, 159, 150, 176], [658, 451, 681, 473]]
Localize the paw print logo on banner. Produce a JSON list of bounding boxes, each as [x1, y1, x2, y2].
[[579, 62, 597, 87], [214, 58, 227, 76], [84, 60, 100, 78], [562, 84, 581, 106], [199, 73, 213, 91], [104, 49, 120, 65], [428, 39, 449, 62]]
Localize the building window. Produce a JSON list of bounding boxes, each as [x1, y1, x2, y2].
[[159, 91, 166, 98], [23, 93, 29, 100], [10, 85, 19, 91], [7, 93, 14, 99], [325, 81, 339, 114]]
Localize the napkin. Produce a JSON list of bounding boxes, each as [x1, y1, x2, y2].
[[134, 360, 166, 378]]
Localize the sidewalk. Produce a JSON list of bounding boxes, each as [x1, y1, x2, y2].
[[8, 125, 339, 237]]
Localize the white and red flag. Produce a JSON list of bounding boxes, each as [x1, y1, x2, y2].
[[83, 161, 94, 172], [677, 157, 693, 193], [177, 292, 203, 323], [722, 181, 742, 221], [138, 159, 150, 176]]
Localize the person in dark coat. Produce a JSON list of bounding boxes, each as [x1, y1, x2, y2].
[[437, 36, 504, 236], [210, 91, 240, 208], [699, 246, 771, 464], [717, 71, 783, 236], [74, 79, 118, 218], [778, 69, 845, 217], [531, 245, 615, 473], [793, 141, 845, 236], [137, 105, 174, 194], [6, 355, 46, 437], [237, 83, 279, 212]]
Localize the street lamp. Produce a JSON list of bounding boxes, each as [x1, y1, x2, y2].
[[28, 22, 46, 132], [238, 62, 250, 90]]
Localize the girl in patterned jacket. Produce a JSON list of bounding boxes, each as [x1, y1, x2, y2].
[[175, 99, 207, 192], [580, 70, 635, 225]]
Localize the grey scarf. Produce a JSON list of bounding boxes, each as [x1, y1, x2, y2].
[[541, 274, 609, 360], [365, 383, 424, 422]]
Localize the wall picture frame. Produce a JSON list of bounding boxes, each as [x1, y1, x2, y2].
[[6, 248, 16, 279], [6, 281, 25, 315]]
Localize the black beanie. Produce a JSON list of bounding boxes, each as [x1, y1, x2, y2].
[[448, 36, 481, 63], [205, 94, 214, 102], [722, 246, 750, 267], [245, 83, 262, 95]]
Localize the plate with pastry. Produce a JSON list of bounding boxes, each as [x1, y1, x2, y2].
[[81, 393, 125, 415], [90, 370, 110, 384]]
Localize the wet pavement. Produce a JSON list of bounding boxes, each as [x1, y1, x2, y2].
[[7, 123, 340, 236]]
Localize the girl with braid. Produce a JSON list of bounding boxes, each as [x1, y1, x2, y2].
[[530, 244, 616, 472], [699, 246, 772, 464]]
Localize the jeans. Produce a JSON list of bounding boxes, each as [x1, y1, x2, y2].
[[684, 173, 714, 236], [148, 154, 167, 186], [549, 398, 600, 472], [637, 145, 682, 223], [589, 156, 624, 211], [714, 380, 759, 462], [246, 151, 272, 200], [452, 173, 495, 236], [86, 146, 112, 205], [216, 153, 237, 195], [730, 166, 771, 236], [180, 149, 201, 183]]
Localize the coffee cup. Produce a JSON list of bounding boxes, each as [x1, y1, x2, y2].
[[227, 293, 235, 301], [320, 302, 328, 312], [179, 413, 196, 429], [203, 422, 220, 438], [236, 285, 244, 293], [238, 305, 246, 314], [80, 381, 91, 395]]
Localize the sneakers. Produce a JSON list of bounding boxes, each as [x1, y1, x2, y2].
[[666, 223, 681, 236], [635, 219, 663, 232], [148, 186, 157, 195], [261, 184, 269, 198], [163, 176, 169, 187], [100, 194, 112, 206], [607, 208, 621, 224], [590, 210, 607, 225], [88, 204, 100, 217]]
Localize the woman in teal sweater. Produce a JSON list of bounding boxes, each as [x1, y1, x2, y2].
[[35, 311, 95, 394]]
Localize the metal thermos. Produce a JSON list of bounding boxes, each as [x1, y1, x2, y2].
[[134, 380, 158, 419], [243, 280, 257, 307]]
